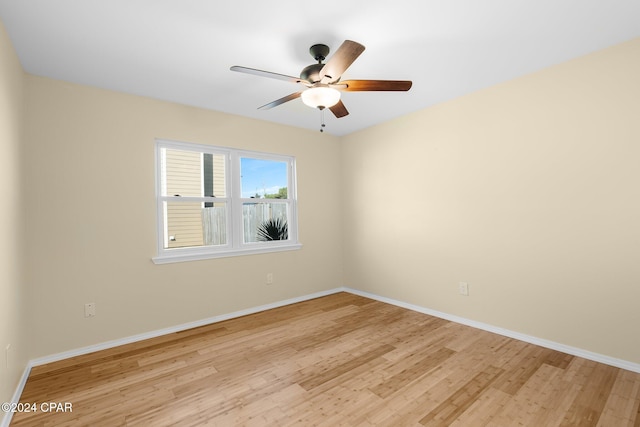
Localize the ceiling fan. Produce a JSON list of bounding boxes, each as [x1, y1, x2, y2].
[[231, 40, 412, 126]]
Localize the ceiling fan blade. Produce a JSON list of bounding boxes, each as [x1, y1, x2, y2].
[[338, 80, 413, 91], [231, 66, 311, 86], [329, 100, 349, 118], [319, 40, 365, 84], [258, 92, 303, 110]]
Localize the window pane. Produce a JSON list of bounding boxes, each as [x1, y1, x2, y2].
[[243, 202, 289, 243], [240, 158, 287, 199], [164, 201, 227, 248], [162, 149, 226, 197], [156, 140, 299, 262]]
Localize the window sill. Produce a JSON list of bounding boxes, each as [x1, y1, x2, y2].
[[152, 243, 303, 264]]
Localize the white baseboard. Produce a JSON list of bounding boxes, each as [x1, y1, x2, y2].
[[6, 284, 638, 425], [1, 364, 32, 427], [30, 287, 346, 367], [344, 287, 640, 374]]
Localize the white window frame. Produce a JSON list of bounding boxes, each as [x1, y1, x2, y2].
[[153, 139, 301, 264]]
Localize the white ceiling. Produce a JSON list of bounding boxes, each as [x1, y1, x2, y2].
[[1, 1, 639, 136]]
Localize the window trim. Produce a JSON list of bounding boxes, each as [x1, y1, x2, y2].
[[152, 139, 301, 264]]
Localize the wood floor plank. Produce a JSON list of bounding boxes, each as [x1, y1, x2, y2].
[[298, 343, 395, 391], [596, 369, 640, 426], [451, 386, 513, 427], [560, 361, 620, 426], [419, 365, 504, 426], [371, 347, 456, 399], [10, 292, 640, 426], [488, 361, 568, 426]]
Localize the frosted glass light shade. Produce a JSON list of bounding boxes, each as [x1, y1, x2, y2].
[[301, 86, 341, 109]]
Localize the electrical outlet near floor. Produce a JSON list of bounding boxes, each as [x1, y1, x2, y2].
[[266, 273, 273, 285], [459, 282, 469, 296], [84, 302, 96, 317]]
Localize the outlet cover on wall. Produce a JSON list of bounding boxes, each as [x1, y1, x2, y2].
[[85, 302, 96, 317], [459, 282, 469, 296]]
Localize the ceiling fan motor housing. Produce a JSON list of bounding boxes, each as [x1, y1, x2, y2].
[[301, 44, 332, 83], [300, 63, 324, 83]]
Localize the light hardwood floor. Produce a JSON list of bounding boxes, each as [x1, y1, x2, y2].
[[10, 292, 640, 426]]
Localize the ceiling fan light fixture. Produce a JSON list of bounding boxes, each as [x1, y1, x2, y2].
[[301, 86, 341, 109]]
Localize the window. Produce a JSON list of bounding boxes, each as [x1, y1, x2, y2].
[[153, 139, 300, 263]]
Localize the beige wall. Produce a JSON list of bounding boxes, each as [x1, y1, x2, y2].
[[3, 23, 639, 409], [0, 19, 27, 405], [342, 38, 640, 363], [23, 75, 344, 359]]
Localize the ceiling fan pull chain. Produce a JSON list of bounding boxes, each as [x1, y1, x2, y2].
[[319, 107, 326, 132]]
